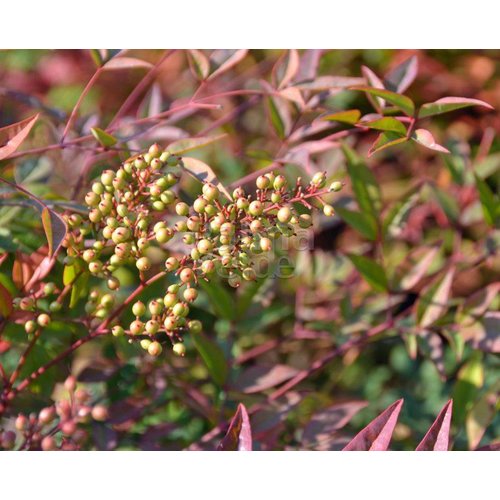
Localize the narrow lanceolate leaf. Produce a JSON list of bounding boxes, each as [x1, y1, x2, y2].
[[181, 156, 232, 201], [348, 254, 388, 292], [322, 109, 361, 125], [416, 400, 453, 451], [167, 134, 227, 155], [384, 55, 418, 94], [361, 66, 386, 111], [0, 177, 68, 259], [102, 57, 153, 71], [217, 404, 252, 451], [460, 313, 500, 354], [418, 268, 455, 328], [335, 206, 377, 241], [0, 282, 13, 318], [208, 49, 248, 81], [466, 390, 498, 450], [360, 117, 407, 135], [335, 206, 378, 241], [350, 86, 415, 116], [41, 207, 67, 258], [191, 331, 228, 387], [368, 131, 408, 157], [418, 97, 493, 119], [90, 127, 117, 148], [0, 114, 39, 161], [412, 129, 450, 154], [198, 279, 236, 320], [274, 49, 300, 89], [399, 247, 439, 290], [187, 49, 210, 80], [453, 354, 484, 425], [343, 399, 404, 451], [474, 174, 498, 227], [342, 144, 381, 215]]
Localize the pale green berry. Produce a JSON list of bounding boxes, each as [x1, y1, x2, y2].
[[183, 234, 195, 245], [89, 261, 103, 274], [107, 277, 120, 290], [175, 202, 190, 217], [311, 172, 326, 188], [140, 339, 152, 350], [260, 237, 272, 252], [148, 341, 162, 356], [256, 175, 270, 189], [172, 302, 189, 317], [37, 313, 51, 327], [136, 257, 151, 272], [165, 257, 179, 272], [149, 300, 164, 315], [156, 228, 173, 244], [273, 175, 287, 190], [145, 320, 159, 335], [112, 325, 125, 337], [168, 284, 180, 294], [172, 343, 186, 357], [163, 293, 178, 308], [85, 192, 100, 206], [323, 204, 335, 217], [236, 198, 249, 211], [92, 182, 105, 195], [100, 170, 115, 186], [249, 201, 263, 216], [277, 206, 292, 223], [187, 217, 201, 232], [193, 197, 207, 213], [220, 222, 234, 236], [202, 183, 219, 202], [132, 301, 146, 317], [201, 260, 215, 274], [188, 320, 202, 334], [112, 227, 131, 244], [25, 320, 37, 334], [197, 239, 213, 254], [183, 288, 198, 302], [163, 316, 177, 331], [329, 181, 343, 192], [130, 320, 144, 335]]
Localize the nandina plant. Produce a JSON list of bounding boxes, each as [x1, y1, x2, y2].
[[0, 50, 497, 451]]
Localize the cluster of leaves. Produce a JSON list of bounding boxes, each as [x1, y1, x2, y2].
[[0, 49, 498, 450]]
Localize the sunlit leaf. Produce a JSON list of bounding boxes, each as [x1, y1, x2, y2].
[[360, 117, 407, 135], [418, 268, 455, 328], [412, 129, 450, 153], [0, 114, 39, 161], [416, 400, 453, 451], [41, 207, 67, 258], [348, 254, 388, 292], [181, 156, 232, 201], [350, 86, 415, 116], [294, 76, 363, 91], [343, 399, 404, 451], [217, 403, 252, 451], [384, 56, 418, 94], [361, 65, 385, 111], [90, 127, 117, 148], [322, 109, 361, 125], [167, 134, 227, 155], [466, 390, 498, 450], [368, 131, 408, 157], [191, 331, 228, 387], [453, 354, 484, 426], [102, 57, 153, 71], [418, 97, 493, 119]]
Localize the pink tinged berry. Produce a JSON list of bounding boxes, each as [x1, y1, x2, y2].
[[136, 257, 151, 272], [130, 320, 144, 335], [249, 200, 263, 216], [179, 267, 194, 283], [260, 237, 272, 252], [37, 313, 51, 328], [323, 204, 335, 217], [172, 343, 186, 357], [148, 341, 163, 356]]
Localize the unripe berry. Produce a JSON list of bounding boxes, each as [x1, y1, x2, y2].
[[39, 406, 56, 425], [37, 313, 51, 328], [112, 227, 131, 244], [249, 200, 263, 216], [115, 242, 131, 259], [41, 436, 56, 451], [132, 301, 146, 317], [183, 233, 195, 245], [172, 343, 186, 357], [140, 338, 152, 350], [116, 203, 129, 217], [168, 284, 180, 294], [172, 302, 189, 317], [242, 267, 257, 281], [112, 325, 125, 337], [19, 297, 35, 311], [256, 175, 271, 189], [187, 217, 201, 232], [148, 341, 163, 356], [188, 320, 202, 334], [100, 170, 115, 186], [236, 198, 249, 211], [232, 187, 245, 199], [220, 222, 235, 236], [165, 257, 179, 272], [197, 239, 213, 254], [91, 405, 108, 422], [202, 183, 219, 202], [61, 420, 77, 436], [260, 237, 272, 252], [15, 414, 28, 431], [228, 273, 241, 288], [145, 319, 160, 334], [201, 260, 215, 274], [130, 320, 144, 335], [323, 204, 335, 217], [163, 316, 177, 331], [88, 209, 102, 223], [183, 287, 198, 302], [273, 175, 287, 190], [148, 300, 164, 316], [83, 249, 96, 263], [277, 206, 292, 223], [137, 237, 149, 251], [136, 257, 151, 272], [107, 277, 120, 290], [179, 267, 194, 283], [329, 181, 343, 192], [298, 214, 313, 228], [175, 202, 190, 217], [85, 192, 100, 206], [64, 375, 77, 392], [193, 197, 207, 213], [149, 143, 161, 158], [49, 301, 62, 313], [92, 182, 105, 195], [163, 293, 178, 308], [311, 172, 326, 188], [134, 157, 147, 170], [88, 261, 103, 274]]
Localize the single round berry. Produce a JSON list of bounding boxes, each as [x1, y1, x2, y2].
[[148, 341, 163, 356], [273, 175, 287, 190], [163, 293, 178, 308], [183, 287, 198, 302], [256, 175, 271, 189], [277, 206, 292, 223], [323, 204, 335, 217], [249, 200, 263, 216], [91, 405, 108, 422], [37, 313, 51, 328], [145, 319, 160, 334], [148, 300, 164, 316], [136, 257, 151, 272], [165, 257, 179, 272], [179, 267, 194, 283], [175, 202, 190, 217], [260, 237, 272, 252], [130, 320, 144, 335], [197, 239, 213, 255], [112, 325, 125, 337], [311, 172, 326, 188], [172, 343, 186, 357], [132, 301, 146, 317], [188, 320, 202, 334], [329, 181, 343, 192]]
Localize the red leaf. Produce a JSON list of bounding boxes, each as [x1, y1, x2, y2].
[[416, 400, 453, 451], [217, 404, 253, 451], [0, 114, 39, 161], [343, 399, 404, 451], [418, 97, 494, 119], [103, 57, 153, 71], [384, 55, 418, 94], [233, 364, 299, 394], [0, 282, 13, 318], [412, 129, 450, 154]]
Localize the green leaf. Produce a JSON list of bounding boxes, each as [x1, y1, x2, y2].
[[41, 207, 68, 258], [360, 117, 407, 135], [335, 206, 378, 241], [0, 281, 13, 318], [412, 129, 450, 153], [430, 185, 460, 224], [474, 174, 498, 227], [63, 261, 82, 287], [90, 127, 117, 148], [322, 109, 361, 125], [69, 272, 89, 308], [418, 97, 493, 119], [453, 353, 484, 425], [347, 254, 388, 292], [417, 268, 455, 328], [368, 131, 408, 157], [167, 134, 227, 155], [350, 86, 415, 116], [191, 331, 228, 387], [342, 144, 381, 215], [198, 279, 236, 320]]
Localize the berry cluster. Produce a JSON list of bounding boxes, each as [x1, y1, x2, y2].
[[0, 376, 107, 451], [13, 144, 342, 357]]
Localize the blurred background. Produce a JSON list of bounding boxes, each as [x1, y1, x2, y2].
[[0, 49, 498, 450]]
